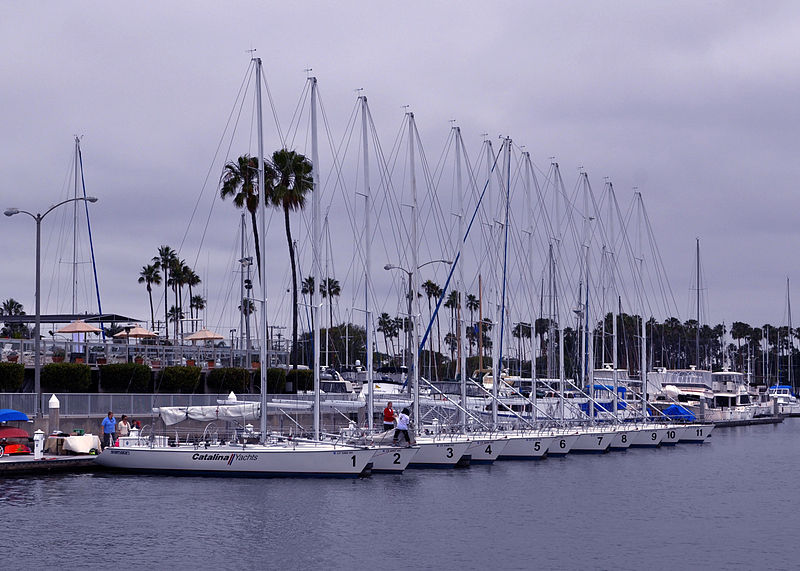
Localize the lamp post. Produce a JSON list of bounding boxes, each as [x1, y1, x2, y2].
[[384, 259, 451, 390], [5, 196, 98, 416]]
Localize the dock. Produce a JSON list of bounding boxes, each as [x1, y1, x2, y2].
[[0, 454, 100, 476], [714, 416, 784, 428]]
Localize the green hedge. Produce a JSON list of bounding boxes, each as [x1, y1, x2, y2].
[[99, 363, 152, 392], [41, 363, 92, 392], [286, 369, 313, 392], [0, 362, 24, 391], [157, 366, 202, 393], [207, 367, 249, 394], [266, 368, 286, 394]]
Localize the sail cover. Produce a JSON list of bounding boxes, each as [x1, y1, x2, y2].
[[155, 403, 261, 426]]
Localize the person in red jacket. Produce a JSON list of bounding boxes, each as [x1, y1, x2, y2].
[[383, 402, 395, 432]]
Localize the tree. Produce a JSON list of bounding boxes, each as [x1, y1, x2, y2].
[[138, 264, 161, 330], [466, 293, 479, 357], [265, 148, 314, 370], [377, 312, 395, 357], [220, 155, 262, 272], [185, 269, 201, 331], [153, 245, 177, 339], [321, 277, 341, 362], [301, 276, 316, 332], [421, 280, 442, 380], [190, 295, 206, 325], [444, 290, 460, 376], [0, 298, 28, 338]]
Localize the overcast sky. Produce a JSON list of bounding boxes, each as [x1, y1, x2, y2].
[[2, 1, 799, 339]]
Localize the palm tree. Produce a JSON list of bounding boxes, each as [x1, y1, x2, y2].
[[185, 269, 201, 332], [1, 298, 24, 316], [321, 277, 341, 361], [138, 264, 161, 330], [0, 298, 27, 338], [444, 291, 460, 376], [265, 148, 314, 370], [190, 295, 206, 326], [301, 276, 316, 332], [153, 245, 177, 340], [167, 305, 184, 327], [168, 259, 188, 341], [220, 155, 262, 272], [377, 312, 394, 357], [466, 294, 479, 357], [421, 280, 442, 380]]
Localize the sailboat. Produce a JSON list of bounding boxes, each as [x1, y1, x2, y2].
[[97, 59, 376, 477]]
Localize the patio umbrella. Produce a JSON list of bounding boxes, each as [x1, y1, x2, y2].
[[112, 326, 157, 339], [57, 319, 102, 334], [113, 326, 158, 363], [185, 328, 224, 341], [185, 329, 224, 365]]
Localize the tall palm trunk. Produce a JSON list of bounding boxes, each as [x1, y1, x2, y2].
[[284, 206, 299, 369], [250, 210, 261, 277], [147, 284, 155, 331], [163, 267, 169, 341]]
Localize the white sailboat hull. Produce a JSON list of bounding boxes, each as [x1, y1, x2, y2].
[[629, 426, 665, 447], [609, 428, 633, 449], [370, 446, 419, 473], [571, 430, 613, 453], [466, 438, 508, 463], [545, 433, 580, 456], [497, 434, 554, 459], [409, 439, 472, 468], [96, 444, 375, 477], [678, 424, 714, 443]]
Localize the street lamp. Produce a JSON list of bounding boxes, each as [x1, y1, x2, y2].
[[5, 196, 99, 416], [384, 258, 451, 378]]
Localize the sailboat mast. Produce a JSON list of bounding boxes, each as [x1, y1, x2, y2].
[[361, 95, 374, 431], [311, 77, 322, 440], [408, 112, 421, 429], [788, 277, 794, 391], [255, 57, 269, 441], [240, 213, 245, 353], [524, 152, 537, 422], [456, 127, 467, 429], [696, 237, 701, 368], [72, 136, 79, 314]]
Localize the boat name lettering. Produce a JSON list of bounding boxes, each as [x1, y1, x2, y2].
[[192, 453, 233, 461], [109, 450, 130, 455], [234, 454, 258, 462]]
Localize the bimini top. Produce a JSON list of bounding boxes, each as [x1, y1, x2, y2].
[[768, 385, 793, 391], [0, 409, 30, 422]]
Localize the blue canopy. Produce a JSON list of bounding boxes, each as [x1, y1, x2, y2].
[[0, 409, 30, 422], [662, 404, 696, 421]]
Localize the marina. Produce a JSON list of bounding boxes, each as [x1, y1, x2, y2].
[[3, 3, 800, 568], [3, 419, 799, 569]]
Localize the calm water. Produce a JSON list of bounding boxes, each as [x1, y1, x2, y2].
[[4, 420, 800, 570]]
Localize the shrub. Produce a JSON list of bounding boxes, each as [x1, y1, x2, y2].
[[0, 362, 24, 391], [157, 366, 202, 393], [99, 363, 152, 392], [41, 363, 92, 392], [286, 369, 313, 392], [265, 368, 286, 394], [207, 367, 249, 394]]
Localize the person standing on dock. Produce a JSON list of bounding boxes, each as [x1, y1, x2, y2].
[[383, 402, 395, 432], [392, 408, 411, 447], [101, 411, 116, 449]]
